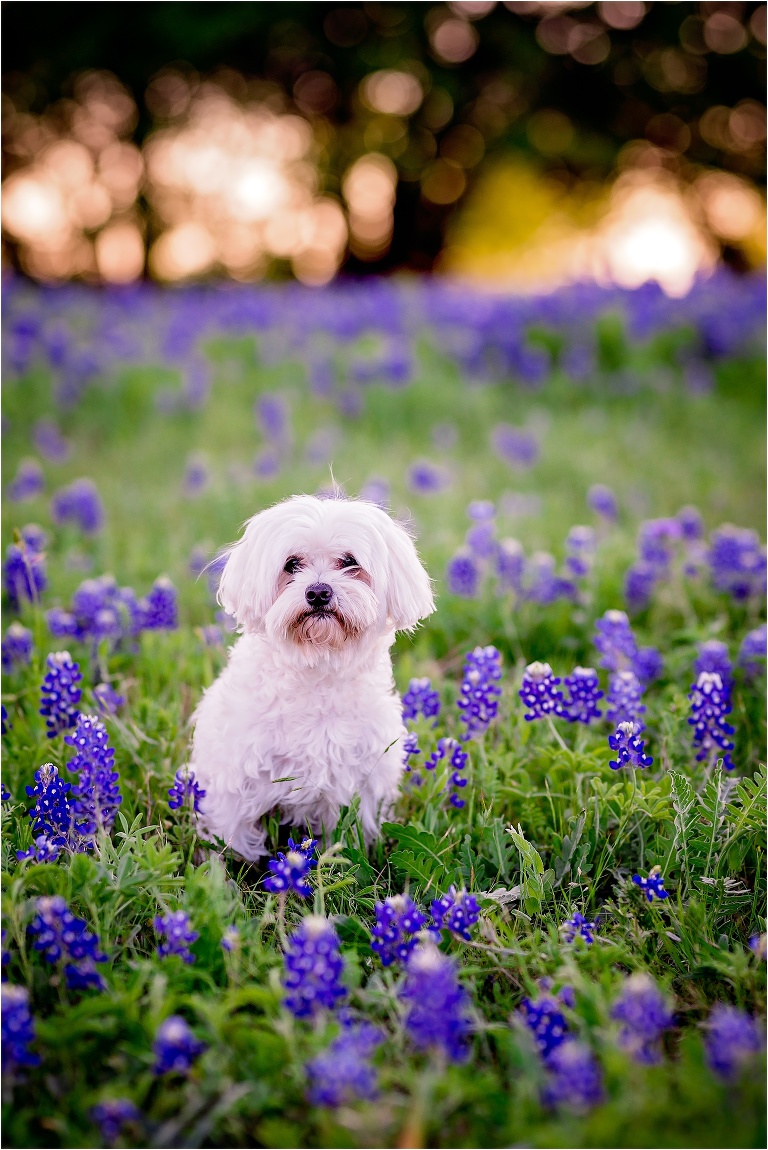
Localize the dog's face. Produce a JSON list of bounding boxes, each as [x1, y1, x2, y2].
[[217, 495, 434, 665]]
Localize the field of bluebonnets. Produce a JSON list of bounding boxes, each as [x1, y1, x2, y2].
[[1, 270, 766, 1149]]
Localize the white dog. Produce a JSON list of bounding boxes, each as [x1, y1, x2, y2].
[[189, 494, 435, 860]]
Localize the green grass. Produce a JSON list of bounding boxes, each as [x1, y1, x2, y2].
[[1, 298, 765, 1149]]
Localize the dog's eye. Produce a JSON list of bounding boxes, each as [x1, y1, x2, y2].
[[339, 553, 358, 569], [283, 557, 302, 575]]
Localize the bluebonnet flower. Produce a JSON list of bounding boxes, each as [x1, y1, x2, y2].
[[693, 640, 733, 688], [359, 477, 390, 508], [221, 926, 240, 952], [704, 1005, 762, 1080], [632, 867, 669, 902], [8, 458, 45, 502], [255, 392, 290, 443], [624, 561, 658, 613], [563, 667, 603, 724], [51, 478, 104, 534], [632, 646, 664, 685], [264, 839, 317, 897], [4, 540, 47, 613], [90, 1099, 141, 1145], [637, 518, 681, 576], [608, 722, 653, 770], [611, 973, 673, 1063], [446, 550, 480, 597], [594, 610, 637, 672], [677, 505, 704, 541], [93, 683, 125, 714], [305, 1019, 382, 1107], [199, 624, 223, 647], [20, 524, 47, 552], [738, 625, 766, 679], [28, 895, 107, 990], [465, 519, 497, 561], [1, 782, 11, 801], [491, 424, 539, 469], [183, 454, 210, 497], [167, 769, 206, 814], [1, 984, 41, 1075], [564, 526, 596, 579], [253, 445, 281, 479], [606, 670, 646, 729], [748, 933, 766, 960], [496, 538, 525, 594], [401, 943, 472, 1062], [587, 484, 617, 521], [34, 418, 70, 463], [282, 916, 347, 1018], [430, 887, 480, 941], [371, 894, 428, 966], [402, 731, 421, 776], [153, 1016, 206, 1075], [519, 991, 570, 1060], [154, 911, 199, 964], [524, 551, 576, 604], [457, 646, 502, 739], [2, 705, 10, 736], [40, 652, 82, 738], [422, 737, 469, 807], [402, 678, 441, 724], [140, 577, 178, 630], [2, 622, 33, 673], [16, 835, 62, 865], [408, 460, 449, 495], [561, 912, 595, 945], [707, 524, 766, 601], [519, 661, 565, 722], [467, 500, 495, 522], [542, 1040, 604, 1111], [25, 763, 75, 849], [688, 671, 735, 771], [65, 714, 122, 835]]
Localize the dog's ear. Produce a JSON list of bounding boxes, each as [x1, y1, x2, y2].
[[217, 512, 275, 632], [381, 516, 435, 632]]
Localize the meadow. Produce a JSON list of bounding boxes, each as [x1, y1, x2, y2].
[[1, 271, 766, 1149]]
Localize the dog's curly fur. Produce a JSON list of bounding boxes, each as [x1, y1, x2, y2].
[[189, 495, 435, 860]]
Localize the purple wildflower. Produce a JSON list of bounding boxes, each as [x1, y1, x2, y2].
[[457, 646, 502, 739], [8, 458, 45, 502], [587, 484, 618, 521], [140, 577, 178, 630], [183, 454, 210, 497], [707, 524, 766, 601], [738, 625, 766, 679], [608, 721, 653, 770], [90, 1100, 141, 1145], [16, 835, 62, 865], [422, 737, 469, 807], [371, 894, 428, 966], [305, 1019, 382, 1107], [519, 992, 570, 1060], [693, 640, 733, 688], [624, 562, 658, 613], [542, 1040, 604, 1111], [1, 984, 41, 1076], [39, 651, 82, 738], [402, 678, 441, 724], [93, 683, 125, 714], [594, 610, 637, 672], [606, 670, 646, 729], [167, 769, 206, 814], [264, 839, 317, 897], [153, 1016, 206, 1076], [33, 418, 70, 463], [430, 887, 480, 942], [704, 1005, 762, 1081], [282, 916, 347, 1018], [4, 541, 47, 613], [408, 460, 449, 495], [632, 867, 669, 902], [24, 763, 75, 850], [496, 538, 525, 594], [50, 478, 104, 534], [492, 424, 539, 469], [154, 911, 199, 964], [561, 912, 595, 945], [611, 973, 673, 1063], [688, 671, 735, 771], [221, 926, 240, 952], [28, 895, 107, 990], [519, 661, 565, 722], [400, 944, 472, 1062], [2, 623, 33, 673], [65, 714, 122, 836], [632, 646, 664, 685], [565, 525, 596, 579], [446, 550, 480, 597], [563, 667, 603, 724]]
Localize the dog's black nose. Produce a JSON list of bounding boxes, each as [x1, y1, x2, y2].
[[306, 582, 333, 608]]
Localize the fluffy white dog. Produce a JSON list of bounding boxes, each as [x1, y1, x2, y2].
[[189, 494, 435, 860]]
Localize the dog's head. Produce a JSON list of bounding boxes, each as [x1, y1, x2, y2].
[[217, 495, 434, 664]]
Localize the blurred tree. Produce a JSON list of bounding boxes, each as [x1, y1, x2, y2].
[[2, 1, 765, 277]]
